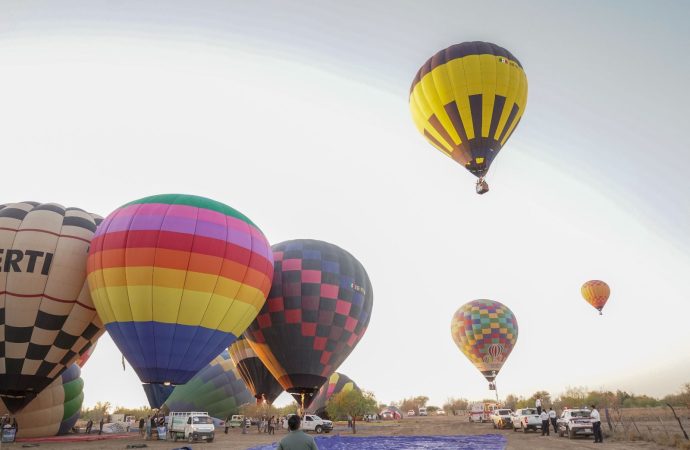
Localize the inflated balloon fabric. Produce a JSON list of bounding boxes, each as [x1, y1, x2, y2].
[[87, 194, 273, 387], [451, 299, 518, 382], [308, 372, 359, 418], [244, 240, 373, 408], [0, 363, 84, 438], [228, 335, 283, 404], [410, 41, 528, 178], [581, 280, 610, 313], [0, 202, 104, 412], [163, 350, 252, 419]]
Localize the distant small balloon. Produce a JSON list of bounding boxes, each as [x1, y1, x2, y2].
[[581, 280, 610, 315]]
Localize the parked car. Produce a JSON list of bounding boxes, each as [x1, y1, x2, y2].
[[491, 409, 513, 429], [556, 408, 593, 439], [418, 407, 428, 416], [407, 410, 415, 416], [511, 408, 542, 432], [436, 409, 446, 416]]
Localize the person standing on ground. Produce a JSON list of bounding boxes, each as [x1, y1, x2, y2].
[[268, 416, 275, 435], [85, 419, 93, 434], [548, 407, 557, 434], [99, 417, 104, 435], [535, 397, 542, 415], [242, 417, 249, 434], [277, 415, 318, 450], [138, 417, 145, 436], [540, 409, 549, 436], [224, 416, 230, 434], [591, 405, 603, 443]]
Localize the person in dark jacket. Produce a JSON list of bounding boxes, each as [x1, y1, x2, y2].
[[99, 417, 104, 435]]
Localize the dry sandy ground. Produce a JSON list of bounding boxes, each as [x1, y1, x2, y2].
[[5, 416, 669, 450]]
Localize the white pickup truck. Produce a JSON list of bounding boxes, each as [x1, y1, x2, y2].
[[511, 407, 542, 432], [284, 414, 333, 434], [168, 411, 215, 443]]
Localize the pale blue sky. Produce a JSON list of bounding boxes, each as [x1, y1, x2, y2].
[[1, 1, 689, 409]]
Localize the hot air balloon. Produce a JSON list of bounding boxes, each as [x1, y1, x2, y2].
[[308, 372, 360, 418], [228, 335, 283, 405], [0, 363, 84, 438], [244, 239, 373, 409], [451, 300, 518, 394], [163, 350, 253, 419], [410, 41, 528, 194], [581, 280, 610, 315], [0, 202, 104, 413], [86, 194, 273, 408]]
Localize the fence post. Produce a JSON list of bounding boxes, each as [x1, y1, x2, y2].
[[631, 419, 641, 438], [666, 403, 689, 440], [658, 417, 670, 439]]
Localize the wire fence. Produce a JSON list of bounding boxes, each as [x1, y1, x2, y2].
[[605, 405, 690, 448]]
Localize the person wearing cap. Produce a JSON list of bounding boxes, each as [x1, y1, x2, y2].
[[591, 405, 603, 443], [278, 415, 318, 450], [535, 397, 542, 415]]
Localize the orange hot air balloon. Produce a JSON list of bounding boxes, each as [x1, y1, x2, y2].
[[581, 280, 610, 315]]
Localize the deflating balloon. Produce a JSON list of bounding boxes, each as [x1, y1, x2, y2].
[[86, 194, 273, 408], [0, 363, 84, 438], [163, 350, 253, 419], [451, 299, 518, 382], [0, 202, 104, 412], [308, 372, 360, 418], [228, 335, 283, 405], [581, 280, 610, 315], [244, 239, 373, 409], [410, 42, 528, 190]]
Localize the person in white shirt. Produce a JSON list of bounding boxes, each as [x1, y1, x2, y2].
[[540, 409, 550, 436], [535, 397, 542, 415], [548, 407, 558, 433], [590, 405, 603, 443]]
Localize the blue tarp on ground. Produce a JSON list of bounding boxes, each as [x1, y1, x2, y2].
[[248, 434, 507, 449]]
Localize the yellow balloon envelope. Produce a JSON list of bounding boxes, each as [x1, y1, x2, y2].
[[410, 41, 528, 189]]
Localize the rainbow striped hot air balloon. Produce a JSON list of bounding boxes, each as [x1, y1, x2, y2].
[[86, 194, 273, 407]]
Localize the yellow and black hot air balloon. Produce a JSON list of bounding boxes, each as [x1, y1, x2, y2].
[[410, 41, 528, 194]]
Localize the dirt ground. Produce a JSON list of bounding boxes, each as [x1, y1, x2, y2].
[[4, 416, 672, 449]]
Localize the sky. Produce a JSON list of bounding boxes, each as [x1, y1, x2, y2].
[[1, 0, 689, 410]]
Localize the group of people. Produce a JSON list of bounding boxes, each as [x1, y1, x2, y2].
[[139, 414, 165, 439], [83, 417, 105, 435], [535, 397, 604, 443], [0, 415, 18, 431]]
